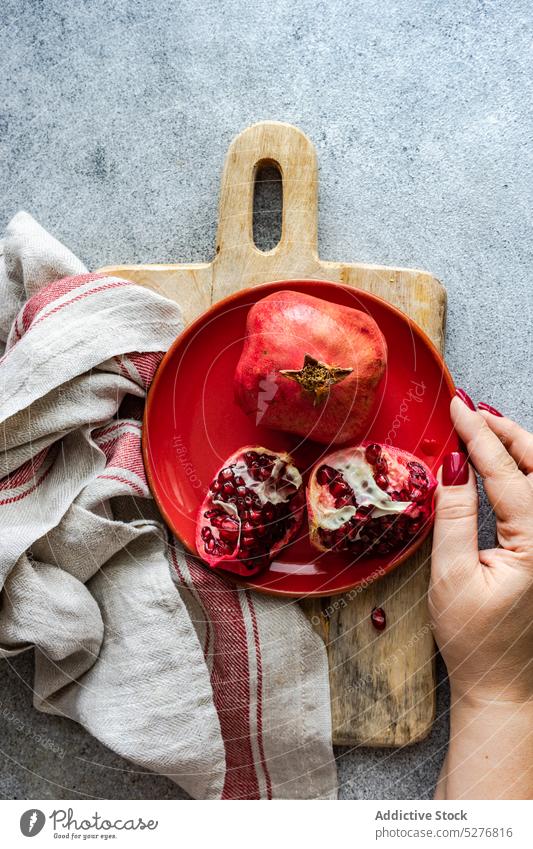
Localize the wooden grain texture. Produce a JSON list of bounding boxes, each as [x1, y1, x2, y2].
[[99, 120, 446, 747]]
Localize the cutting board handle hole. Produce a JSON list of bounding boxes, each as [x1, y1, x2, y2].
[[253, 159, 283, 253]]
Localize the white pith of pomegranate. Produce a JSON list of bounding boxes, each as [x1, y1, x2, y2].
[[307, 442, 437, 556], [196, 447, 304, 576]]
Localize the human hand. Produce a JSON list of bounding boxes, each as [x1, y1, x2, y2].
[[430, 393, 533, 704], [430, 392, 533, 799]]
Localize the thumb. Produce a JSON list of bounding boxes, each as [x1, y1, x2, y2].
[[431, 451, 480, 582]]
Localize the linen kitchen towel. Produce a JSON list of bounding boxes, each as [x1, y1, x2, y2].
[[0, 212, 337, 800]]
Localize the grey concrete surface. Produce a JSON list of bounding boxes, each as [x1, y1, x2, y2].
[[1, 0, 531, 800]]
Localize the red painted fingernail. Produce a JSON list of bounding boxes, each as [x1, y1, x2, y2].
[[477, 402, 503, 417], [442, 452, 469, 486], [455, 388, 476, 411]]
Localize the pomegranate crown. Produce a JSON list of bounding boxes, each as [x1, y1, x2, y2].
[[279, 353, 353, 405]]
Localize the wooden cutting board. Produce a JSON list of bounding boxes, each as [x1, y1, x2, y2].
[[99, 121, 446, 747]]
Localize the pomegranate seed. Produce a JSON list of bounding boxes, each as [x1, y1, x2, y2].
[[241, 535, 255, 548], [371, 607, 386, 631], [316, 465, 336, 485], [220, 467, 234, 481], [220, 530, 239, 544], [201, 526, 212, 541], [262, 504, 275, 522], [220, 516, 238, 531], [408, 461, 427, 477], [375, 473, 388, 490], [375, 457, 388, 473], [365, 443, 382, 465], [330, 479, 349, 497], [234, 475, 245, 486]]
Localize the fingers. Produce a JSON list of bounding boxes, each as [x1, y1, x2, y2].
[[478, 409, 533, 476], [431, 454, 479, 581], [450, 397, 533, 526]]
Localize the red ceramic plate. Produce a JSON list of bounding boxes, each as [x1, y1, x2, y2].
[[143, 279, 458, 597]]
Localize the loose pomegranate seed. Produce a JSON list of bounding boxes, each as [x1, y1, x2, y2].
[[371, 607, 386, 631]]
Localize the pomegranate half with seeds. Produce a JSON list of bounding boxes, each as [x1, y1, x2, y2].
[[307, 442, 437, 556], [196, 447, 304, 576]]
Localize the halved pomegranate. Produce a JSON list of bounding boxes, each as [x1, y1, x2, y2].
[[307, 442, 437, 557], [196, 447, 304, 576]]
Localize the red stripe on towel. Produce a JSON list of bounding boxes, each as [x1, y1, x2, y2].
[[170, 549, 261, 799]]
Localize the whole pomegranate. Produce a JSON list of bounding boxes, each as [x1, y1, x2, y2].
[[234, 290, 387, 444], [307, 442, 437, 556], [196, 446, 304, 576]]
